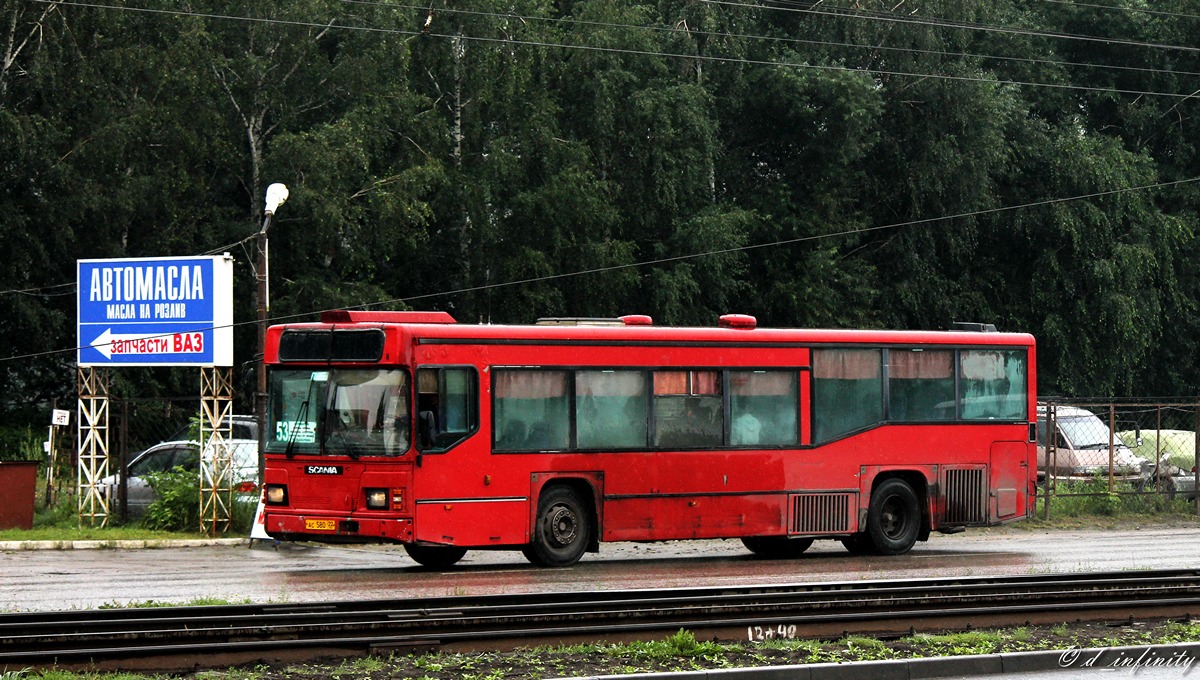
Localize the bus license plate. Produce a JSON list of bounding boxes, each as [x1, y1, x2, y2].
[[305, 519, 336, 531]]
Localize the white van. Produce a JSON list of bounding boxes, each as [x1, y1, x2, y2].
[[1035, 404, 1149, 481]]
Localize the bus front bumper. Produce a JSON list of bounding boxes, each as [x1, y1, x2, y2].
[[264, 513, 414, 543]]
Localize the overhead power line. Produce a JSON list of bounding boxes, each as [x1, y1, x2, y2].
[[731, 0, 1200, 55], [1028, 0, 1200, 22], [6, 175, 1199, 363], [344, 0, 1200, 80], [26, 0, 1200, 99], [0, 282, 77, 298]]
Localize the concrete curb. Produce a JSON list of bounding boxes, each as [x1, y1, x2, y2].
[[565, 642, 1200, 679], [0, 537, 248, 550]]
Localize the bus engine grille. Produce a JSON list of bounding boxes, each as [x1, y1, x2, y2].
[[789, 493, 853, 534], [944, 467, 987, 524]]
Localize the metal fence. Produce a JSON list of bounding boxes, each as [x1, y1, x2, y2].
[[1040, 401, 1200, 518], [105, 396, 206, 525]]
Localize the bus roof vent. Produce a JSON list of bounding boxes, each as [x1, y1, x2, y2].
[[950, 321, 998, 333], [320, 310, 457, 324], [719, 314, 757, 330], [536, 317, 625, 326], [619, 314, 653, 326]]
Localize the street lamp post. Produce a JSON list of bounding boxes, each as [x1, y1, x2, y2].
[[256, 183, 289, 481]]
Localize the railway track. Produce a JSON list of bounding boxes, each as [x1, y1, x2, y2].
[[4, 568, 1200, 673]]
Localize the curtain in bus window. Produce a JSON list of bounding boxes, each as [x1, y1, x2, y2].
[[960, 350, 1027, 420], [652, 370, 722, 448], [729, 371, 798, 446], [653, 371, 688, 394], [493, 370, 570, 451], [652, 370, 719, 395], [888, 349, 955, 421], [692, 371, 720, 395], [812, 349, 883, 442], [576, 371, 647, 449]]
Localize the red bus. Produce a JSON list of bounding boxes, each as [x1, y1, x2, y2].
[[260, 311, 1036, 567]]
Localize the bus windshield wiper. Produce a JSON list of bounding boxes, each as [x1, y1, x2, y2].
[[285, 373, 317, 459], [327, 414, 361, 459], [285, 397, 309, 459]]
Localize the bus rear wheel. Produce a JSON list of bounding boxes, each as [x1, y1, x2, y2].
[[524, 486, 592, 568], [404, 543, 468, 568], [865, 478, 921, 556], [741, 536, 814, 558]]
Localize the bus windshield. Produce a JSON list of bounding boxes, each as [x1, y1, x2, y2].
[[267, 368, 410, 457]]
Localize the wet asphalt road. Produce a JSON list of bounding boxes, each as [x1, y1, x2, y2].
[[0, 525, 1194, 612]]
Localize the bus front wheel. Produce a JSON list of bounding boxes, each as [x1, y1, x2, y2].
[[524, 486, 592, 567], [866, 478, 921, 556], [404, 543, 468, 568]]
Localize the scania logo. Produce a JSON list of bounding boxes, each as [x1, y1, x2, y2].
[[305, 465, 343, 475]]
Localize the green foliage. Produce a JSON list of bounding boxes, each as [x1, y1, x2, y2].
[[229, 491, 258, 534], [901, 630, 1005, 656], [0, 426, 43, 463], [1039, 474, 1200, 518], [141, 468, 200, 532], [98, 596, 251, 609], [839, 635, 894, 660], [6, 0, 1200, 424], [617, 628, 728, 661]]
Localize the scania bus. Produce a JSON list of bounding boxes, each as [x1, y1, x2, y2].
[[260, 311, 1036, 567]]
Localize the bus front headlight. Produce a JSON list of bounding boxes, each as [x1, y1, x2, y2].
[[265, 484, 288, 505], [365, 488, 388, 510]]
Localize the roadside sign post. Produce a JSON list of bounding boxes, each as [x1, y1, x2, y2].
[[45, 408, 69, 508], [77, 255, 233, 368], [75, 255, 235, 532]]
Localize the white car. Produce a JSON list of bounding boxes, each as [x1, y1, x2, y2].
[[1036, 404, 1150, 481], [100, 416, 260, 517]]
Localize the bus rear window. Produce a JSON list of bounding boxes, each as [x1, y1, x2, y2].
[[960, 350, 1027, 420]]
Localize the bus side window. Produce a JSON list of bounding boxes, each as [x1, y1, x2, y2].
[[493, 369, 570, 451], [811, 349, 883, 443], [729, 370, 798, 446], [652, 370, 722, 448], [417, 367, 478, 452]]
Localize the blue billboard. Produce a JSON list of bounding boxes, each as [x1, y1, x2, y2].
[[77, 255, 233, 367]]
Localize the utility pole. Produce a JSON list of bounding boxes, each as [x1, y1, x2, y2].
[[256, 183, 289, 481]]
